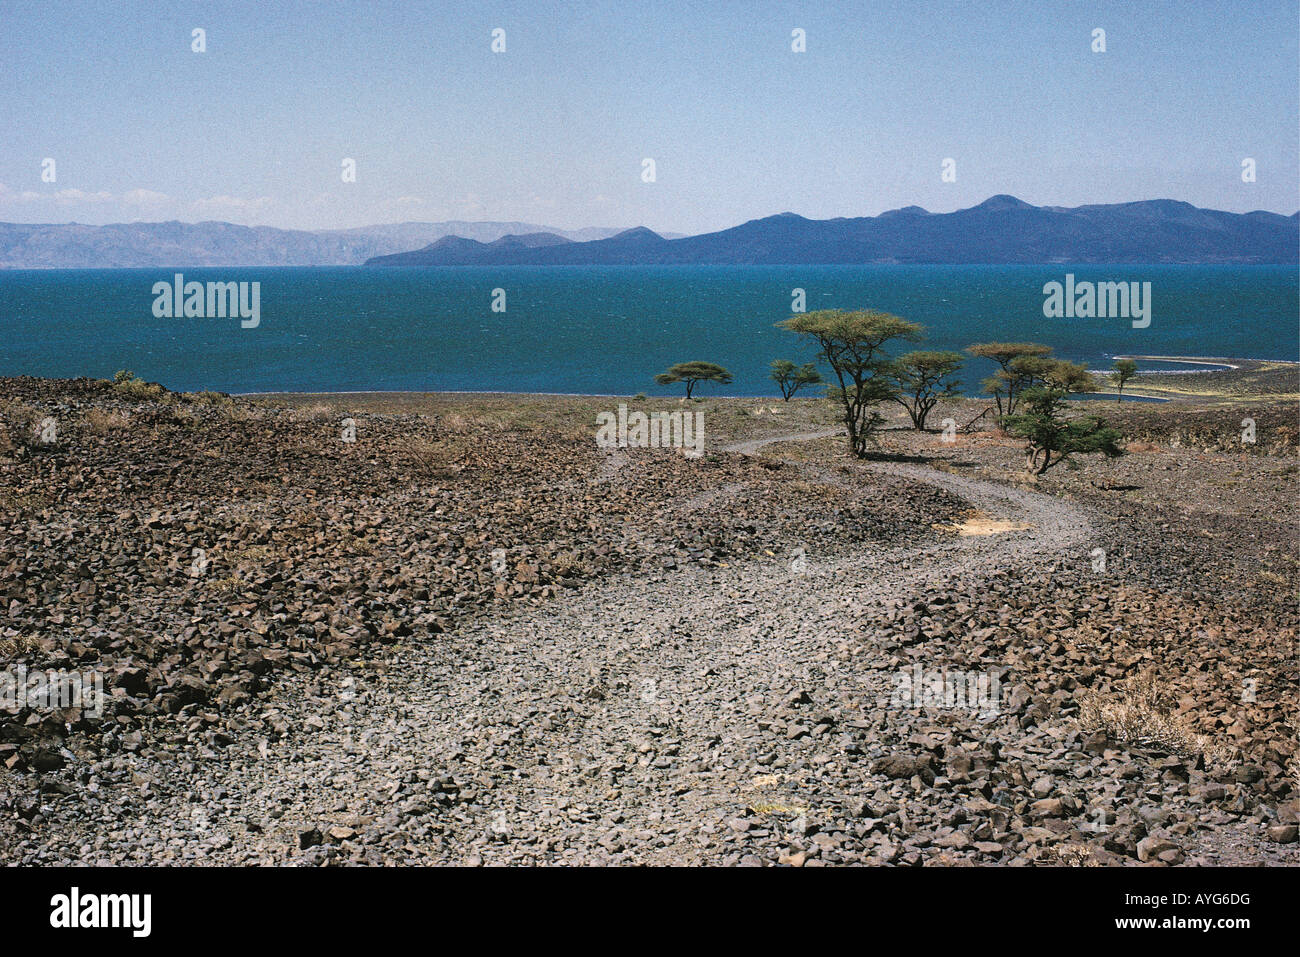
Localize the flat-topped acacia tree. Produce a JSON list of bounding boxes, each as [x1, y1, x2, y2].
[[779, 309, 921, 457], [889, 350, 964, 430], [769, 359, 823, 401], [653, 361, 733, 398], [967, 342, 1053, 416]]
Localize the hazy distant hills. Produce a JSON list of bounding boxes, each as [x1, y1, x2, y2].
[[365, 196, 1299, 266], [0, 220, 640, 268], [5, 198, 1294, 267]]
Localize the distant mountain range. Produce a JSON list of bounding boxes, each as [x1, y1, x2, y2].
[[365, 196, 1299, 266], [3, 197, 1294, 267], [0, 220, 651, 268]]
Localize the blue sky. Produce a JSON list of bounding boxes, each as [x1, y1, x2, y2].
[[1, 0, 1296, 234]]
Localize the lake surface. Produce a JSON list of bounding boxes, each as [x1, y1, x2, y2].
[[1, 265, 1295, 396]]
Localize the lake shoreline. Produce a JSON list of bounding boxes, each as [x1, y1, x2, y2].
[[232, 355, 1297, 405]]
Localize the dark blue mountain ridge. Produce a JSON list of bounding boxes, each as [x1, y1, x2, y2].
[[364, 196, 1299, 266]]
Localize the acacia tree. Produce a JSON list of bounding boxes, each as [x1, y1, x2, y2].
[[653, 361, 733, 398], [1002, 359, 1124, 473], [1111, 358, 1138, 403], [967, 342, 1053, 416], [769, 360, 823, 401], [889, 350, 964, 430], [778, 309, 921, 457]]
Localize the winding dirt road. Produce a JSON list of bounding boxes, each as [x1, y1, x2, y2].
[[22, 429, 1103, 864]]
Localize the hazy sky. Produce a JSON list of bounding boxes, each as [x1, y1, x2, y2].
[[2, 0, 1296, 234]]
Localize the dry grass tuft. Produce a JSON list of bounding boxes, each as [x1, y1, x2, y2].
[[82, 408, 132, 433], [0, 634, 40, 658], [1076, 669, 1232, 770], [1045, 843, 1102, 867], [0, 400, 43, 436], [113, 377, 166, 401], [547, 549, 589, 577]]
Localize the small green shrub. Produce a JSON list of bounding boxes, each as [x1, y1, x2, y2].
[[110, 370, 165, 400]]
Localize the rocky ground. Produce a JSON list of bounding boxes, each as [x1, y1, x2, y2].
[[1, 372, 1296, 866]]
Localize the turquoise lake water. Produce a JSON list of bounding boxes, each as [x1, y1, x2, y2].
[[1, 265, 1295, 395]]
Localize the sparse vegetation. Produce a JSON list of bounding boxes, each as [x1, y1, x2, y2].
[[0, 399, 49, 452], [967, 342, 1054, 417], [81, 408, 132, 433], [653, 361, 734, 398], [769, 359, 823, 401], [1076, 670, 1231, 770], [0, 634, 40, 658], [1, 371, 1291, 866], [1111, 358, 1138, 403], [111, 370, 165, 401], [1001, 362, 1124, 474], [889, 350, 964, 430], [779, 309, 921, 457]]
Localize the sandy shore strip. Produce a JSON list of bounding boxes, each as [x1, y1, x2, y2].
[[1111, 355, 1242, 373]]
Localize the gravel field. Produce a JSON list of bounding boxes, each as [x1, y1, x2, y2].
[[1, 374, 1296, 866]]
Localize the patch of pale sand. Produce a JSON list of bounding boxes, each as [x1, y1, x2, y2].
[[934, 511, 1034, 536]]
